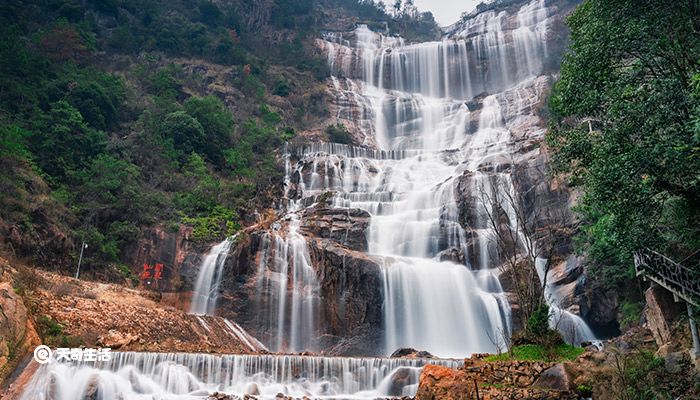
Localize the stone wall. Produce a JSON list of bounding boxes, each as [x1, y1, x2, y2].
[[416, 356, 579, 400]]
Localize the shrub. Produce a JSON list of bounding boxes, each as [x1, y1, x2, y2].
[[183, 95, 234, 164], [36, 315, 83, 347], [527, 304, 551, 337], [273, 79, 292, 96], [620, 301, 643, 330], [32, 100, 107, 180], [13, 265, 42, 296], [36, 315, 64, 337], [325, 123, 352, 144], [159, 111, 205, 161], [183, 205, 240, 241], [576, 384, 593, 397], [0, 125, 32, 161]]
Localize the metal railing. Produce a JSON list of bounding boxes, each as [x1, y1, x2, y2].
[[634, 248, 700, 306]]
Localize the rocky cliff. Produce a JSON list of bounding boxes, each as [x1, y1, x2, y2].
[[0, 258, 41, 388]]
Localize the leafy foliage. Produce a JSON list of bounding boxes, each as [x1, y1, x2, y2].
[[547, 0, 700, 292], [0, 0, 439, 274], [33, 100, 108, 180], [325, 124, 352, 144]]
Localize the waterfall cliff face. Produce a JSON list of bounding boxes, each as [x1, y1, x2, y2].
[[215, 0, 592, 357]]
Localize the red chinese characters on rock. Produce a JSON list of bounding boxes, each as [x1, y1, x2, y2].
[[140, 263, 165, 287]]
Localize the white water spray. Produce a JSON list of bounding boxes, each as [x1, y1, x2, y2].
[[190, 238, 234, 316]]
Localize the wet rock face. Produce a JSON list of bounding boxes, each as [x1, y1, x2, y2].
[[300, 207, 370, 251], [314, 240, 385, 356], [216, 227, 384, 355]]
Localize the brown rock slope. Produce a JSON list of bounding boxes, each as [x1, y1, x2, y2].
[[29, 270, 263, 354]]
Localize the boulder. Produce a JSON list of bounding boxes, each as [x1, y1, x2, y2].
[[385, 367, 416, 397], [390, 348, 435, 359], [532, 363, 573, 391], [663, 351, 686, 374], [207, 392, 240, 400]]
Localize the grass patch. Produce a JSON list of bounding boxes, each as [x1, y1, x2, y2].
[[36, 315, 83, 348], [485, 344, 585, 362]]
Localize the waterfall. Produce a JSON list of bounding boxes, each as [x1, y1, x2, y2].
[[189, 237, 234, 316], [252, 214, 321, 353], [301, 0, 582, 358], [21, 352, 461, 400], [189, 237, 268, 352], [535, 258, 598, 345]]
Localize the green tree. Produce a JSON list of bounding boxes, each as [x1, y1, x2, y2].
[[547, 0, 700, 291], [32, 100, 107, 180], [159, 110, 205, 162], [174, 152, 220, 214], [0, 125, 32, 161], [183, 95, 233, 165], [73, 155, 143, 261], [58, 67, 125, 130]]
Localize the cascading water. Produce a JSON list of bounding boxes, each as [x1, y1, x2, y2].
[[252, 214, 320, 353], [190, 238, 234, 315], [17, 2, 599, 399], [295, 0, 594, 358], [190, 236, 267, 352], [535, 258, 599, 345], [21, 352, 461, 400]]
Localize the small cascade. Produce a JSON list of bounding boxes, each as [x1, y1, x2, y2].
[[21, 352, 461, 400], [381, 257, 510, 356], [536, 258, 598, 345], [190, 237, 268, 352], [190, 238, 235, 315], [252, 214, 321, 353]]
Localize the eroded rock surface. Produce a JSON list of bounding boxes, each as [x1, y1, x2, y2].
[[0, 274, 40, 386], [32, 271, 260, 354]]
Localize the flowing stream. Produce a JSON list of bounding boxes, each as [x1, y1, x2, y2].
[[535, 257, 598, 345]]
